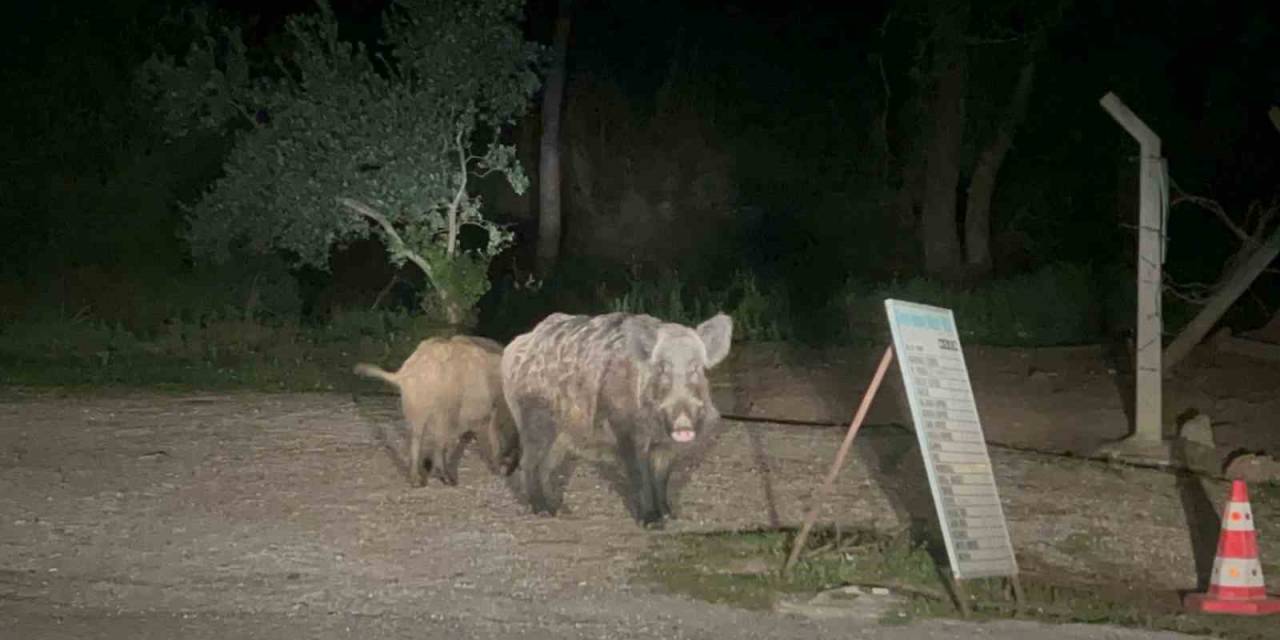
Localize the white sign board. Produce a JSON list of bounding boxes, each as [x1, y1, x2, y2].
[[884, 299, 1018, 580]]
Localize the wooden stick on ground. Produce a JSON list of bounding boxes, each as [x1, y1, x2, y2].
[[782, 346, 895, 577]]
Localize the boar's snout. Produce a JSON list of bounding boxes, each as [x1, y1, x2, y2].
[[671, 413, 695, 443], [658, 393, 711, 444]]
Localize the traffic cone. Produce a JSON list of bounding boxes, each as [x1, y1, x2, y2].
[[1183, 479, 1280, 615]]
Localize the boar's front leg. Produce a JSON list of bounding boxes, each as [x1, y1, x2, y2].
[[486, 413, 521, 477], [619, 436, 662, 528], [651, 446, 676, 520], [536, 433, 571, 512], [517, 408, 564, 515], [480, 413, 512, 476]]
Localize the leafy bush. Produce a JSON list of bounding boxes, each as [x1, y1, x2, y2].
[[608, 270, 709, 327], [720, 270, 793, 342], [139, 0, 544, 326], [0, 316, 142, 363]]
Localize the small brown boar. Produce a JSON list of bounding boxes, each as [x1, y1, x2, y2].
[[501, 312, 732, 528], [354, 335, 519, 487]]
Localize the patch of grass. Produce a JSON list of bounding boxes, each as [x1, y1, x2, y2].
[[1253, 481, 1280, 505], [0, 309, 447, 392], [638, 526, 1279, 639], [640, 527, 945, 614], [1054, 531, 1099, 557]]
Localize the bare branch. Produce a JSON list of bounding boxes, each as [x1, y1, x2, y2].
[[446, 125, 469, 258], [1169, 188, 1251, 243], [338, 197, 435, 282], [964, 34, 1031, 46], [468, 127, 509, 178], [1163, 281, 1213, 305], [234, 103, 260, 129], [874, 51, 891, 180], [341, 196, 465, 323], [370, 273, 400, 311], [1251, 198, 1279, 242], [877, 8, 894, 37]]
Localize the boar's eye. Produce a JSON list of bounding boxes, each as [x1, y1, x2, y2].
[[688, 368, 703, 384]]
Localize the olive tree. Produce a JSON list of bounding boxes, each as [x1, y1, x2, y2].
[[140, 0, 543, 325]]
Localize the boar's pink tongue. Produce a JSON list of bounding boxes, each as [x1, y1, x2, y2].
[[672, 429, 696, 443]]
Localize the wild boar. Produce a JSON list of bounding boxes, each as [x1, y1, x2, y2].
[[354, 335, 519, 487], [501, 312, 733, 527]]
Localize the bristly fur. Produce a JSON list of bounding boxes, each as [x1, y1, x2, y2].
[[355, 335, 520, 487], [501, 311, 732, 527]]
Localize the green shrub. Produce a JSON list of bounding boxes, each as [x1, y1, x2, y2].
[[843, 263, 1108, 347], [720, 270, 792, 342], [0, 316, 142, 363], [608, 270, 710, 327], [0, 302, 453, 389], [607, 268, 793, 342], [0, 256, 303, 339], [320, 308, 444, 345]]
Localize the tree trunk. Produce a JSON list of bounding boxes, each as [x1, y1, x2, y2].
[[919, 1, 969, 280], [963, 58, 1036, 277], [536, 0, 573, 279]]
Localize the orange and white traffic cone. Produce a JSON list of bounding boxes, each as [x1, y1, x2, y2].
[[1183, 479, 1280, 615]]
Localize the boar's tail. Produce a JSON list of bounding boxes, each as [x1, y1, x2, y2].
[[352, 363, 399, 387]]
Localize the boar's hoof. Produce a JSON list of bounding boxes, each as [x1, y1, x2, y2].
[[639, 512, 667, 530], [498, 457, 520, 477], [528, 497, 556, 517]]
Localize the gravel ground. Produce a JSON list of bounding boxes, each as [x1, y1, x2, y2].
[[0, 387, 1228, 639]]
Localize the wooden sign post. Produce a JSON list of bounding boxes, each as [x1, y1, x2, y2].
[[784, 299, 1022, 616]]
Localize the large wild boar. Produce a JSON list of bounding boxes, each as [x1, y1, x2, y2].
[[501, 312, 733, 527], [354, 335, 519, 487]]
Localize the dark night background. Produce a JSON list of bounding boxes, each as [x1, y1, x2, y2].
[[1, 0, 1277, 381]]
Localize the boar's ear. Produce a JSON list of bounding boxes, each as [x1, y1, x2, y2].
[[626, 323, 659, 363], [696, 313, 733, 368]]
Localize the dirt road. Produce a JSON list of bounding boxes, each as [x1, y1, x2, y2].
[[0, 388, 1232, 638]]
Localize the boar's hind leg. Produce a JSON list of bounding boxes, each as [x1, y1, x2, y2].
[[408, 419, 428, 487], [431, 441, 456, 486], [427, 423, 456, 486]]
